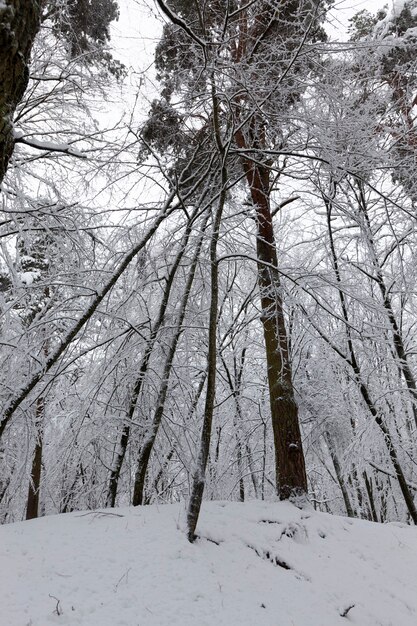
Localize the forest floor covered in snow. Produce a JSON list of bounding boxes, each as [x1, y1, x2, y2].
[[0, 501, 416, 626]]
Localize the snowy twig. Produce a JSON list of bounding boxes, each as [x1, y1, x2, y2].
[[49, 594, 63, 616], [14, 134, 87, 159], [75, 511, 125, 518], [367, 461, 417, 491], [340, 604, 355, 618], [114, 568, 131, 593]]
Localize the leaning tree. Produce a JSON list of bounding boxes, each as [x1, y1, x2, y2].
[[141, 0, 332, 538]]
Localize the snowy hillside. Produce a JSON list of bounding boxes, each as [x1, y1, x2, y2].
[[0, 502, 416, 626]]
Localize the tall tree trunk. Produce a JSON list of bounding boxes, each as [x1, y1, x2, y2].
[[236, 128, 307, 499], [26, 396, 44, 520], [187, 83, 227, 541], [0, 0, 41, 184], [221, 348, 248, 501]]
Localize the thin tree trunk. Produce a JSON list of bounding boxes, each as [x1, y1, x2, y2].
[[363, 471, 378, 522], [107, 207, 201, 507], [356, 374, 416, 521], [356, 180, 417, 430], [60, 463, 82, 514], [186, 81, 227, 541], [0, 448, 12, 506], [132, 212, 209, 506], [324, 431, 354, 518], [144, 447, 175, 504], [107, 422, 130, 508], [221, 349, 247, 502], [245, 442, 259, 498], [0, 478, 9, 506], [261, 409, 267, 500], [378, 475, 388, 523], [323, 181, 417, 524]]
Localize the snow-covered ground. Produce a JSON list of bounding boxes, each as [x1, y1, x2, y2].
[[0, 501, 416, 626]]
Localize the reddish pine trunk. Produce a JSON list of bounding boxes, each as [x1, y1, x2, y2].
[[236, 129, 307, 499], [254, 183, 307, 499]]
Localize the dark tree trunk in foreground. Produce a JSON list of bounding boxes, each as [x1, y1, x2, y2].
[[26, 396, 44, 520], [147, 1, 314, 509], [0, 0, 41, 184]]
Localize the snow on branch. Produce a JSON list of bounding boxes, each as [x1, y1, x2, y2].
[[13, 130, 86, 159]]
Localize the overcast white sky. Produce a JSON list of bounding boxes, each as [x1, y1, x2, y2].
[[105, 0, 395, 139], [107, 0, 393, 123], [111, 0, 391, 72]]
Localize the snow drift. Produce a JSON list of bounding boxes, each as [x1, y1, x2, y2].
[[0, 501, 416, 626]]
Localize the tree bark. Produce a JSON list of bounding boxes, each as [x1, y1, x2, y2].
[[324, 431, 354, 518], [363, 471, 378, 522], [26, 396, 44, 520], [0, 0, 41, 184], [221, 350, 247, 501], [235, 128, 307, 499]]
